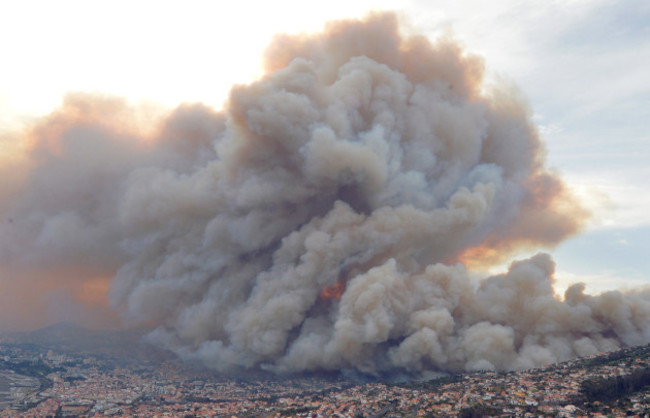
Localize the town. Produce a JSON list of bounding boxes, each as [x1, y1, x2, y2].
[[1, 334, 649, 417]]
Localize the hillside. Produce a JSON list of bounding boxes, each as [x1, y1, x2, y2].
[[1, 325, 649, 416]]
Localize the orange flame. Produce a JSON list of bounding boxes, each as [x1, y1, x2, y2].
[[320, 280, 346, 300]]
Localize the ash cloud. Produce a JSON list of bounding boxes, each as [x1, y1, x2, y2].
[[2, 12, 649, 373]]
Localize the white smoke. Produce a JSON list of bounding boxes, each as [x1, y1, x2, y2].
[[2, 12, 649, 373]]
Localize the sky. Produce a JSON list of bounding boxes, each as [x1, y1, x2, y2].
[[0, 0, 649, 329]]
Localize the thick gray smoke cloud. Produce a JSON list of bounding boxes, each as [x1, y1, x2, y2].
[[1, 12, 649, 373]]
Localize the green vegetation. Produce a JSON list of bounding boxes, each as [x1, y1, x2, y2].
[[580, 367, 650, 403], [63, 375, 86, 383], [458, 404, 503, 418], [0, 358, 53, 378], [577, 345, 650, 369]]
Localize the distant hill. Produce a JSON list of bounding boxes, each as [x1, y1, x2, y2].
[[24, 322, 94, 342], [3, 323, 174, 367]]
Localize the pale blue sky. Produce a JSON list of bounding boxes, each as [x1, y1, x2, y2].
[[396, 0, 650, 293], [481, 1, 649, 293], [1, 0, 648, 295]]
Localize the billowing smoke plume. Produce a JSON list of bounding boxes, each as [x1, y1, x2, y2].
[[2, 12, 649, 373]]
